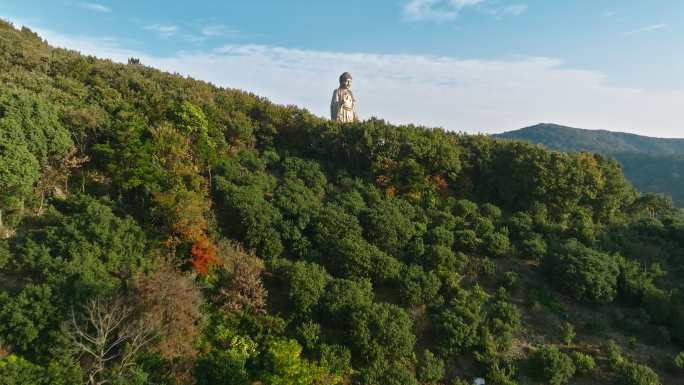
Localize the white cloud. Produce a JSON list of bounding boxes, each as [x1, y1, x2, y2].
[[402, 0, 527, 22], [625, 23, 666, 36], [143, 24, 178, 37], [402, 0, 483, 22], [17, 22, 684, 138], [77, 2, 111, 13]]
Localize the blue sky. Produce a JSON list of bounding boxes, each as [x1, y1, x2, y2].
[[2, 0, 683, 137]]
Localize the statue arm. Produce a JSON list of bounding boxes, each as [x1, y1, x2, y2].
[[352, 93, 359, 122], [330, 90, 339, 120]]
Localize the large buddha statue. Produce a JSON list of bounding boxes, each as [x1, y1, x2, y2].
[[330, 72, 359, 123]]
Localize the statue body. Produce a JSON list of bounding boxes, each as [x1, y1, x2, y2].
[[331, 72, 358, 123]]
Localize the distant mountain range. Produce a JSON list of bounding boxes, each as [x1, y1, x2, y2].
[[495, 124, 684, 207]]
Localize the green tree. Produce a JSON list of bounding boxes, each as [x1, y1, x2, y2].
[[560, 322, 575, 346], [358, 361, 419, 385], [285, 261, 330, 314], [349, 303, 415, 365], [360, 199, 417, 257], [321, 278, 374, 325], [0, 285, 56, 353], [0, 88, 73, 167], [0, 355, 81, 385], [546, 239, 619, 303], [571, 352, 596, 375], [530, 345, 576, 385], [433, 285, 488, 357], [217, 182, 284, 258], [416, 349, 444, 384], [0, 355, 80, 385], [0, 128, 39, 226], [398, 264, 442, 307], [319, 344, 352, 377], [260, 339, 340, 385], [674, 352, 684, 371], [483, 231, 510, 258], [0, 355, 42, 385], [7, 195, 147, 296], [603, 340, 624, 369], [487, 293, 521, 345], [617, 361, 660, 385]]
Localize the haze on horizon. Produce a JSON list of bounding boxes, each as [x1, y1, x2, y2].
[[3, 0, 683, 138]]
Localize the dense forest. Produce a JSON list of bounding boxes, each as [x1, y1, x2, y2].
[[1, 21, 684, 385], [495, 124, 684, 207], [495, 124, 684, 156]]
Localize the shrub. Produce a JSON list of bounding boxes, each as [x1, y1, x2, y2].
[[454, 229, 480, 252], [296, 321, 321, 350], [416, 350, 444, 384], [617, 361, 660, 385], [520, 234, 547, 261], [674, 351, 684, 370], [475, 217, 496, 236], [501, 271, 519, 290], [358, 361, 418, 385], [426, 226, 454, 248], [560, 322, 575, 345], [480, 203, 503, 221], [481, 257, 497, 277], [571, 352, 596, 375], [603, 340, 624, 369], [319, 344, 352, 377], [488, 294, 522, 334], [487, 365, 519, 385], [398, 265, 442, 307], [484, 232, 510, 258], [530, 345, 576, 385]]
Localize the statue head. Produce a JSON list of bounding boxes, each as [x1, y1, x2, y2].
[[339, 72, 352, 89]]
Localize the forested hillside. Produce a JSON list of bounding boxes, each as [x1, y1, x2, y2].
[[495, 124, 684, 155], [495, 124, 684, 207], [1, 21, 684, 385]]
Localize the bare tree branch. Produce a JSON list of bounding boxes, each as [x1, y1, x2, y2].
[[64, 295, 158, 385]]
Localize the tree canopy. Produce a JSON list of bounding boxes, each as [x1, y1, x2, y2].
[[0, 20, 682, 385]]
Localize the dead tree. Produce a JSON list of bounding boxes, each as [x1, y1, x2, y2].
[[64, 296, 157, 385]]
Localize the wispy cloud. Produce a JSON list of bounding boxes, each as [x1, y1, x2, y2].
[[403, 0, 484, 22], [625, 23, 666, 36], [482, 3, 527, 17], [201, 25, 227, 37], [200, 24, 243, 39], [181, 34, 208, 43], [144, 24, 178, 37], [13, 20, 684, 138], [402, 0, 527, 22], [77, 2, 111, 13], [603, 10, 617, 18]]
